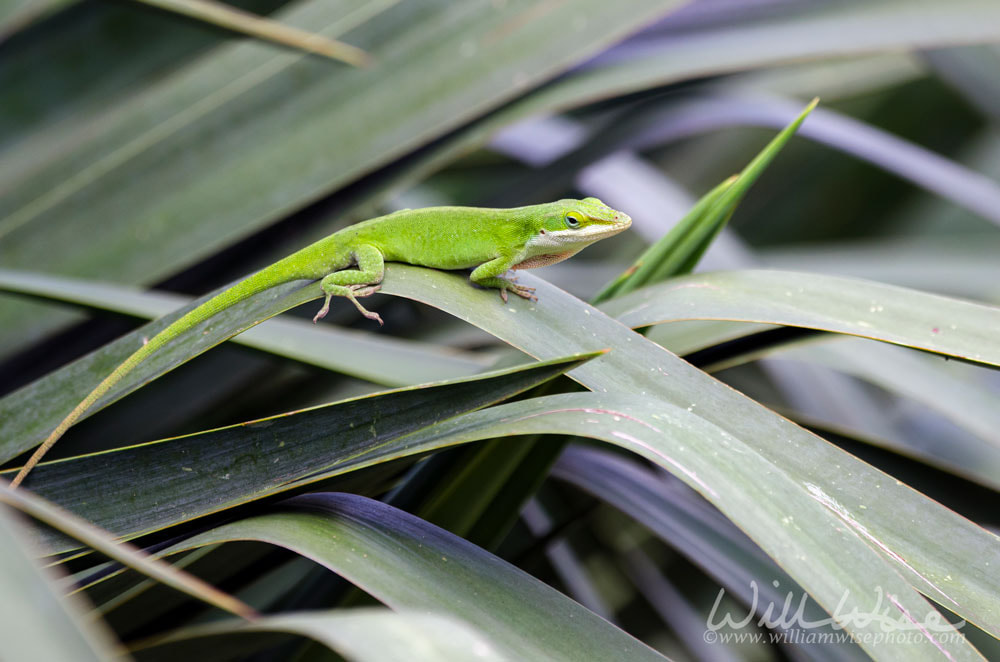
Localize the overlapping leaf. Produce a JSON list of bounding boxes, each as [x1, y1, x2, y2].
[[6, 350, 597, 547], [600, 269, 1000, 367], [20, 266, 999, 658], [156, 493, 669, 662]]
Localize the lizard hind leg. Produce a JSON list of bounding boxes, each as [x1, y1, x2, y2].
[[313, 245, 386, 325]]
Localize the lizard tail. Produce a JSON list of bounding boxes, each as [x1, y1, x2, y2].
[[9, 265, 300, 488], [10, 351, 148, 487]]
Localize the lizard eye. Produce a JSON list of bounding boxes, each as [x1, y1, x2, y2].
[[565, 212, 583, 228]]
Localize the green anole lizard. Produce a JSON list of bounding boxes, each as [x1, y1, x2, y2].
[[11, 198, 631, 487]]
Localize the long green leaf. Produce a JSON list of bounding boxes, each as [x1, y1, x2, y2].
[[0, 268, 490, 385], [595, 177, 736, 302], [379, 392, 987, 660], [10, 266, 1000, 656], [609, 99, 818, 300], [0, 279, 316, 465], [377, 266, 997, 657], [14, 357, 994, 659], [592, 99, 810, 302], [16, 265, 1000, 651], [600, 270, 1000, 367], [162, 493, 669, 662], [128, 384, 986, 660], [6, 351, 598, 546]]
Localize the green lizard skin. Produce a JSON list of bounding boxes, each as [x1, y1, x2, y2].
[[11, 198, 630, 487]]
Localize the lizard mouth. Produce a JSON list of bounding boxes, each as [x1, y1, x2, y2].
[[612, 211, 632, 229]]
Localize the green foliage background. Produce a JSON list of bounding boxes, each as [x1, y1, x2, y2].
[[1, 1, 999, 660]]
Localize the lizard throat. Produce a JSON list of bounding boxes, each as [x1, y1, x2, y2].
[[513, 249, 580, 270]]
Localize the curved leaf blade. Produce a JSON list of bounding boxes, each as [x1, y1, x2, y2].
[[166, 493, 669, 662], [11, 265, 1000, 656], [600, 270, 1000, 367], [7, 350, 598, 547], [0, 279, 317, 465], [0, 267, 489, 385], [387, 393, 985, 660], [377, 266, 1000, 652]]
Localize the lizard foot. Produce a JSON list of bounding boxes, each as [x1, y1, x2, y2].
[[361, 309, 384, 326], [351, 284, 383, 325], [313, 298, 332, 323], [312, 285, 383, 325], [499, 283, 537, 303]]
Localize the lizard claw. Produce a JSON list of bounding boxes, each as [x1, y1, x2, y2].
[[499, 283, 536, 303], [313, 300, 331, 323], [511, 283, 536, 301], [313, 285, 382, 324]]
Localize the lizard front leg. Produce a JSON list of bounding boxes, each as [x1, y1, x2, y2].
[[314, 244, 386, 325], [470, 255, 537, 303]]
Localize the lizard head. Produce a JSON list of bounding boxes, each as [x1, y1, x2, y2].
[[547, 197, 632, 241], [514, 197, 632, 270]]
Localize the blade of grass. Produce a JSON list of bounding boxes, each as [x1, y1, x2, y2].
[[647, 99, 818, 283], [595, 98, 817, 303], [0, 279, 316, 466], [594, 177, 735, 302], [11, 265, 1000, 653], [147, 385, 984, 661], [12, 363, 993, 658]]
